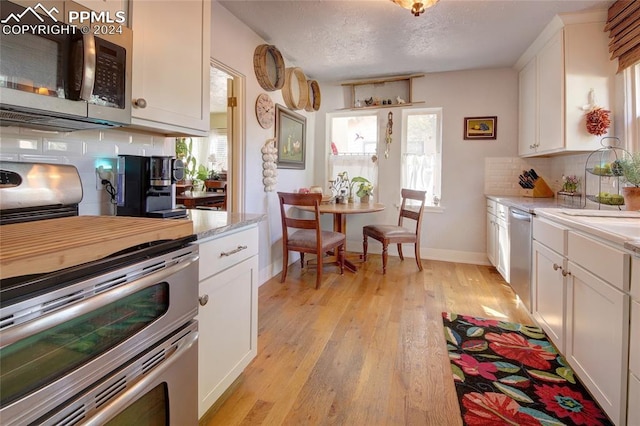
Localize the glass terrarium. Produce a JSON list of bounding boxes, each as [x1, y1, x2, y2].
[[583, 137, 630, 209]]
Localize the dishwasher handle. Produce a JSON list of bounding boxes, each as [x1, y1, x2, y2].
[[510, 208, 532, 222]]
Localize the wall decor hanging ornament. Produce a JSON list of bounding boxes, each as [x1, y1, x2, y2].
[[385, 111, 393, 159], [261, 139, 278, 192], [582, 89, 611, 136]]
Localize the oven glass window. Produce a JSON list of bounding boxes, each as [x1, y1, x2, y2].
[[105, 383, 168, 426], [0, 284, 169, 406]]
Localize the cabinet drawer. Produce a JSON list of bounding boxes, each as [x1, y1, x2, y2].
[[486, 199, 497, 216], [568, 232, 629, 292], [496, 203, 508, 221], [197, 226, 259, 280], [533, 217, 567, 255], [632, 256, 640, 301], [631, 299, 640, 377]]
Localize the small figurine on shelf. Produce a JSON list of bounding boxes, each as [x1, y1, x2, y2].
[[396, 96, 406, 104]]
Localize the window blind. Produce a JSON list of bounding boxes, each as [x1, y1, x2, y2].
[[605, 0, 640, 72]]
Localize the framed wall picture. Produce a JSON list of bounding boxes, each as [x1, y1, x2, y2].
[[464, 116, 497, 140], [276, 104, 306, 169]]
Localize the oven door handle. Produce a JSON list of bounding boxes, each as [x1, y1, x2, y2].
[[0, 254, 198, 348], [83, 329, 198, 426]]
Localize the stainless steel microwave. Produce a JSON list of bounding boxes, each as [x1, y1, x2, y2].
[[0, 1, 132, 132]]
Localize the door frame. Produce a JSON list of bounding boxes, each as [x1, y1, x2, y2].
[[211, 59, 245, 213]]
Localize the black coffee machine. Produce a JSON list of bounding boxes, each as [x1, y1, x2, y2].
[[116, 155, 186, 218]]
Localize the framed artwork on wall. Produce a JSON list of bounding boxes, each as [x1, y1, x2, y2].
[[276, 104, 306, 169], [464, 116, 497, 140]]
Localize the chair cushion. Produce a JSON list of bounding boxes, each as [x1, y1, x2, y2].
[[289, 230, 345, 249], [363, 224, 414, 238]]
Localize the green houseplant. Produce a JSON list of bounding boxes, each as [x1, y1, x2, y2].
[[175, 137, 197, 182], [619, 151, 640, 210], [351, 176, 373, 202]]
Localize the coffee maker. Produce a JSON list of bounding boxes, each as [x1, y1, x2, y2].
[[116, 155, 186, 218]]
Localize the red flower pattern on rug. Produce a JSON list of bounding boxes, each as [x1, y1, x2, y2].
[[443, 312, 612, 426]]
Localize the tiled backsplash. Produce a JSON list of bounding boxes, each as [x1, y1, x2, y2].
[[485, 154, 592, 197], [0, 127, 174, 215]]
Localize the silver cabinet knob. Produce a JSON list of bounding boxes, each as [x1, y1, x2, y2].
[[198, 294, 209, 306], [553, 263, 561, 271], [561, 270, 572, 277], [133, 98, 147, 108]]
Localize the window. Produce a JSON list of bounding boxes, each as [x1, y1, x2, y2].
[[401, 108, 442, 206], [328, 113, 378, 196], [624, 63, 640, 152]]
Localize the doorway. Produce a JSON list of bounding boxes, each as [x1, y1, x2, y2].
[[208, 60, 244, 213]]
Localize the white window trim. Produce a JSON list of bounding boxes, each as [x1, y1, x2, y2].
[[623, 63, 640, 153], [400, 107, 443, 207]]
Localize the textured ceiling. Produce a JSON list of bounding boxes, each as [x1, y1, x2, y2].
[[218, 0, 613, 82]]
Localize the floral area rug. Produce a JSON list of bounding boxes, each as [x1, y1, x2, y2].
[[442, 312, 613, 426]]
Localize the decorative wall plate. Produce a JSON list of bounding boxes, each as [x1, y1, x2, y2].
[[253, 44, 285, 91], [282, 67, 308, 110], [255, 93, 275, 129]]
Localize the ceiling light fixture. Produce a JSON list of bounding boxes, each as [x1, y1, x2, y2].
[[391, 0, 439, 16]]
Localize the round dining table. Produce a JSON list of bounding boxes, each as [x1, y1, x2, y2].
[[297, 202, 385, 272]]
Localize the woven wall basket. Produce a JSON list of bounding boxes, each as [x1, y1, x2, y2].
[[282, 67, 309, 110], [253, 44, 285, 91], [304, 80, 321, 112]]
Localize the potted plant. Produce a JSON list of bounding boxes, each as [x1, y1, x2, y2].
[[619, 151, 640, 210], [351, 176, 373, 203], [175, 137, 197, 183]]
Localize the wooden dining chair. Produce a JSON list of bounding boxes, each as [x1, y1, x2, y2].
[[204, 180, 227, 210], [362, 188, 426, 274], [277, 192, 345, 289]]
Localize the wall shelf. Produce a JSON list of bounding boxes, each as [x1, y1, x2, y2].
[[340, 74, 424, 109]]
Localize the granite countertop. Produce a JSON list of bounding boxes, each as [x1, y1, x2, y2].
[[186, 209, 266, 240], [534, 208, 640, 250], [486, 195, 640, 254], [486, 195, 560, 213]]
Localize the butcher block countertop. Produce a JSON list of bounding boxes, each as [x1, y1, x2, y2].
[[0, 216, 194, 280]]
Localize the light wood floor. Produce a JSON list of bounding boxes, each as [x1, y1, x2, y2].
[[201, 254, 533, 426]]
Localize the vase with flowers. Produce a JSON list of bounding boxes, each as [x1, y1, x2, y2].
[[561, 175, 580, 194]]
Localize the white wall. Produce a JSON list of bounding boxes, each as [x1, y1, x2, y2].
[[314, 69, 520, 264], [211, 1, 318, 284]]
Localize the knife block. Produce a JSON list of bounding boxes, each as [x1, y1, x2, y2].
[[523, 177, 554, 198]]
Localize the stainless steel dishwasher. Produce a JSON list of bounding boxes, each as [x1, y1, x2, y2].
[[509, 207, 533, 311]]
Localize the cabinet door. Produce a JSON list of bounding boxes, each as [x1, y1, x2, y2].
[[532, 241, 566, 352], [629, 372, 640, 426], [130, 0, 210, 136], [536, 30, 564, 154], [197, 255, 258, 418], [486, 213, 497, 267], [518, 56, 537, 156], [565, 262, 629, 426], [497, 218, 509, 283], [73, 0, 128, 24]]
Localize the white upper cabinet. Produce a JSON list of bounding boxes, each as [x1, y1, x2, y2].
[[128, 0, 211, 136], [516, 12, 617, 157]]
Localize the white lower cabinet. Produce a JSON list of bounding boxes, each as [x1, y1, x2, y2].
[[565, 262, 628, 425], [532, 216, 632, 425], [532, 240, 566, 353], [486, 199, 509, 283], [195, 226, 259, 418], [629, 297, 640, 425]]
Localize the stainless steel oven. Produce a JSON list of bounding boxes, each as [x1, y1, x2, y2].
[[0, 162, 199, 425]]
